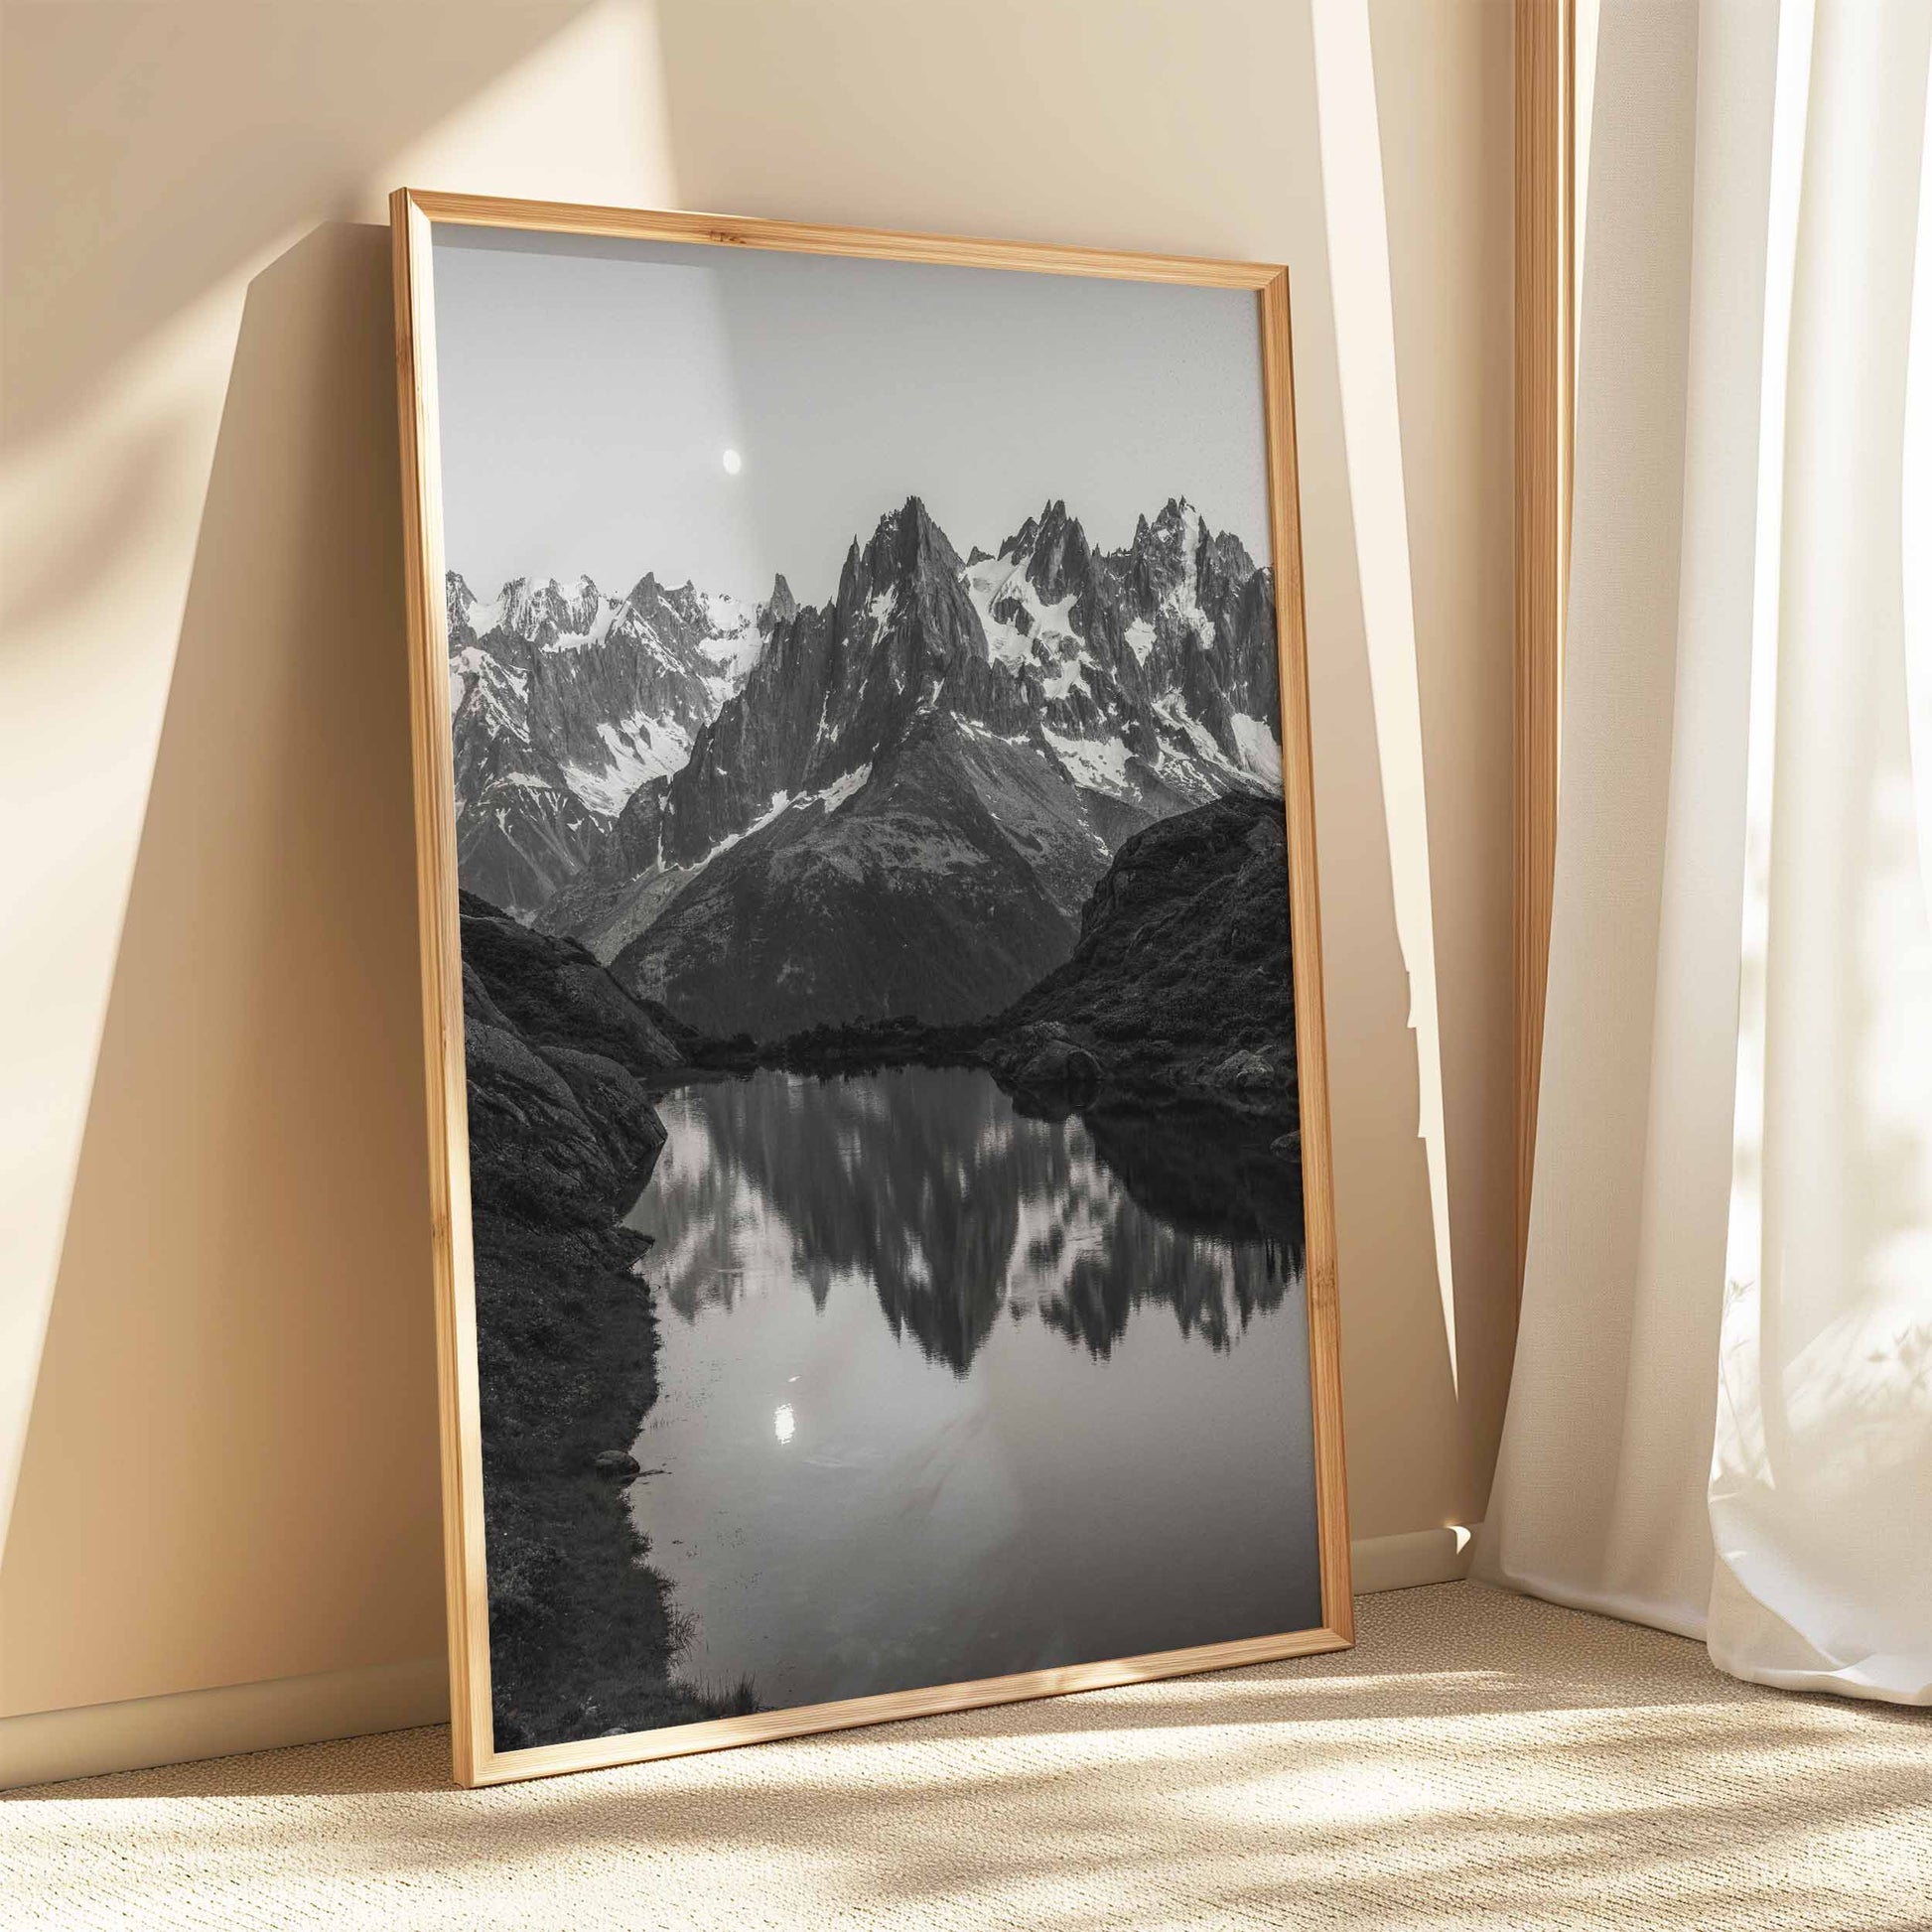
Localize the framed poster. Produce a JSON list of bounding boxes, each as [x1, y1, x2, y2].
[[390, 190, 1350, 1788]]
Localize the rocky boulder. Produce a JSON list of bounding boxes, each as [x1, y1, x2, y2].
[[461, 891, 692, 1070], [460, 896, 676, 1233]]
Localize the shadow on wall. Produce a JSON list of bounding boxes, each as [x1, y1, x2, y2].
[[0, 224, 446, 1716]]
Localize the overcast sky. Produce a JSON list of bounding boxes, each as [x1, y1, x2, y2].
[[432, 225, 1272, 611]]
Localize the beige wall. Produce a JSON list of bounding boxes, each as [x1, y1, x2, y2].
[[0, 0, 1514, 1742]]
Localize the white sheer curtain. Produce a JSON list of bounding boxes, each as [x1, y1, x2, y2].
[[1476, 0, 1932, 1705]]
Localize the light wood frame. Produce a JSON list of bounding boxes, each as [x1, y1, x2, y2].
[[390, 188, 1352, 1788], [1514, 0, 1576, 1287]]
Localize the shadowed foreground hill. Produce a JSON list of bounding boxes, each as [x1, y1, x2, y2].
[[983, 788, 1299, 1128]]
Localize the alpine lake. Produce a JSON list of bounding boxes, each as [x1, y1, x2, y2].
[[621, 1063, 1322, 1710]]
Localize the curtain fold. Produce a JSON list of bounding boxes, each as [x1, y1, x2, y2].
[[1476, 0, 1932, 1707], [1710, 0, 1932, 1704]]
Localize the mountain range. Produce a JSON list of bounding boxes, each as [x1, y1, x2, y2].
[[450, 494, 1284, 1038], [446, 569, 769, 913]]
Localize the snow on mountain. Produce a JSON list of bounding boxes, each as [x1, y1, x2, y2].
[[446, 567, 768, 916], [693, 590, 764, 701], [540, 597, 621, 653], [702, 589, 747, 631], [1230, 713, 1284, 786], [560, 711, 696, 817], [1042, 726, 1132, 796], [818, 760, 873, 812], [950, 493, 1284, 817], [961, 550, 1084, 683], [458, 583, 507, 638], [676, 760, 878, 879]]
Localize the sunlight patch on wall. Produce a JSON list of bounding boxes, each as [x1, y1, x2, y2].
[[1309, 0, 1459, 1386]]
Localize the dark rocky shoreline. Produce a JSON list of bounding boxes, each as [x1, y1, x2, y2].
[[461, 894, 753, 1748], [471, 1211, 755, 1748]]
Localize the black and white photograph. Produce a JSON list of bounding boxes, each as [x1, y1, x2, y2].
[[427, 222, 1325, 1753]]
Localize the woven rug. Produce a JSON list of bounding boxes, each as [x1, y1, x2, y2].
[[5, 1583, 1927, 1929]]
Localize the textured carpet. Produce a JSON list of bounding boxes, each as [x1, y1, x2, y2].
[[4, 1584, 1928, 1930]]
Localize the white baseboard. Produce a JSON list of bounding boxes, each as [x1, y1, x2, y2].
[[1, 1527, 1477, 1789], [1350, 1523, 1477, 1594], [0, 1654, 448, 1791]]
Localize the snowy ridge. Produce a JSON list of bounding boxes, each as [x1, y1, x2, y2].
[[695, 593, 763, 695], [956, 494, 1282, 810], [1230, 714, 1283, 786], [562, 712, 696, 817], [454, 493, 1282, 935], [445, 565, 772, 916]]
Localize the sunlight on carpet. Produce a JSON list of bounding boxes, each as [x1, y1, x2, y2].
[[4, 1584, 1927, 1930]]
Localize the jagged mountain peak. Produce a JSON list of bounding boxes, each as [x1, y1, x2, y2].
[[446, 571, 482, 641], [506, 571, 599, 598], [1199, 523, 1261, 590], [873, 493, 961, 569], [446, 555, 772, 917], [1004, 498, 1093, 603], [885, 491, 937, 529], [999, 497, 1067, 562], [758, 573, 798, 634], [1140, 496, 1206, 553], [1120, 497, 1214, 611], [838, 495, 971, 616], [621, 572, 708, 633], [497, 573, 605, 641]]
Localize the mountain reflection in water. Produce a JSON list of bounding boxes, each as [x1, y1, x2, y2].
[[626, 1066, 1303, 1375], [621, 1064, 1320, 1710]]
